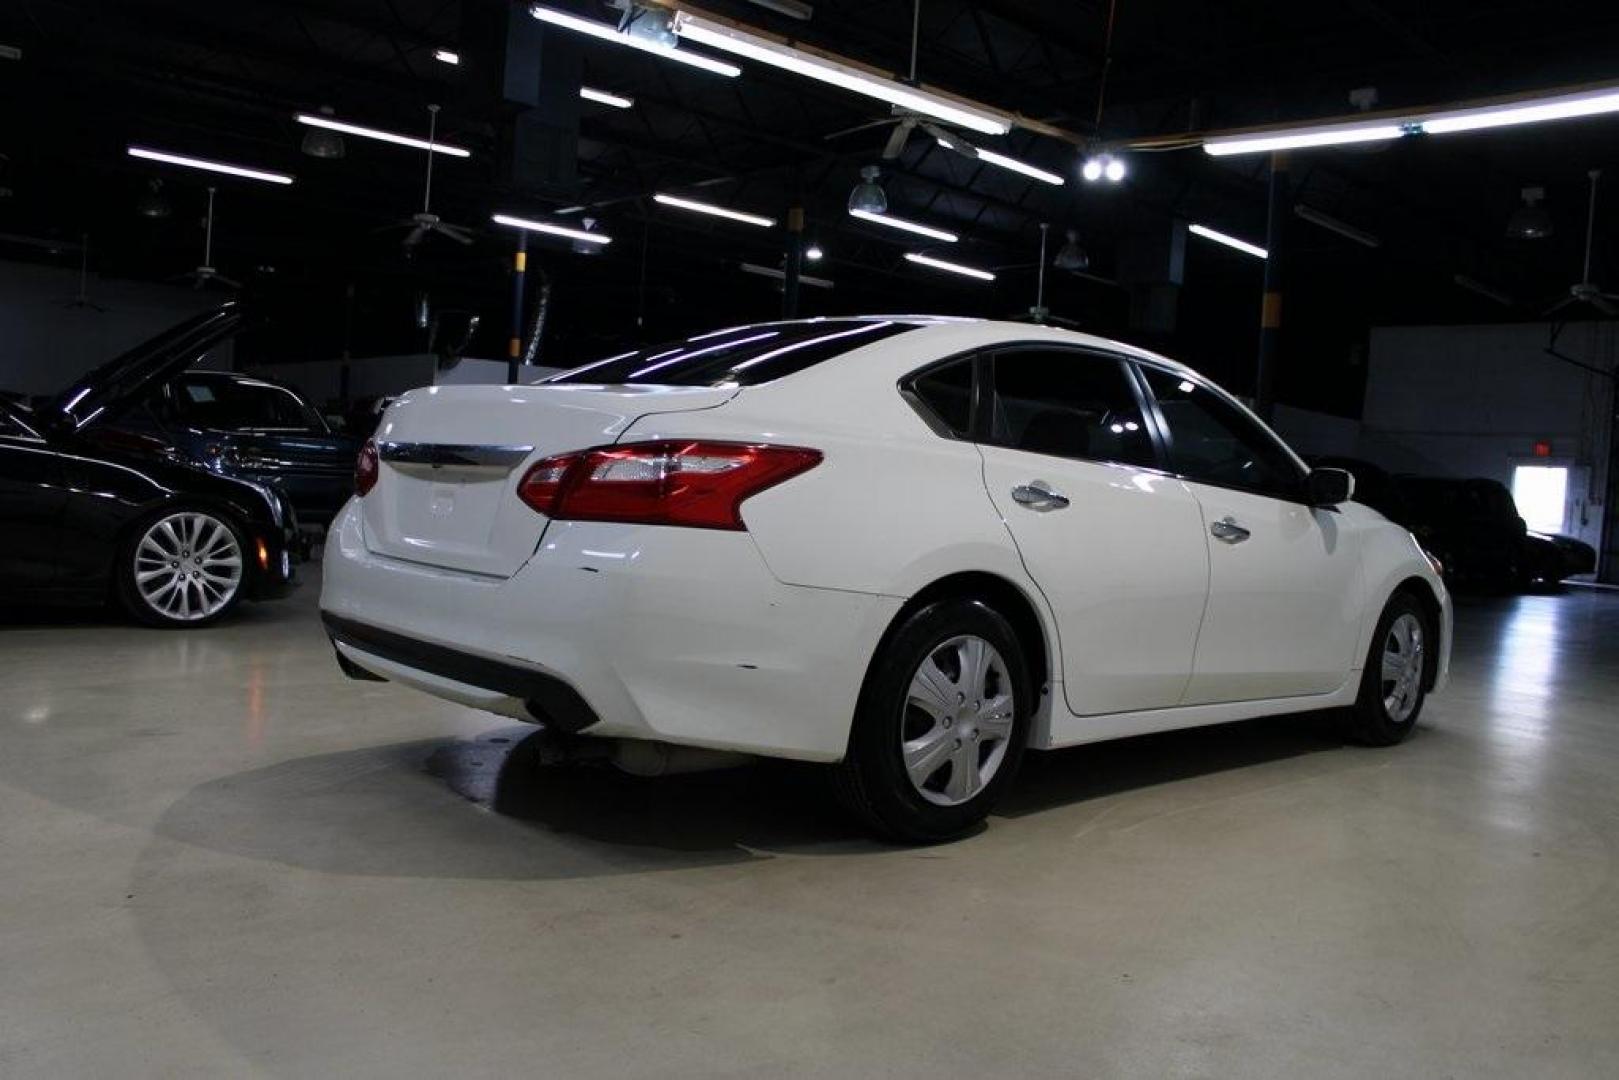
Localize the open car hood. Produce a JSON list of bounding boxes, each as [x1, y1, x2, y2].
[[46, 303, 244, 432]]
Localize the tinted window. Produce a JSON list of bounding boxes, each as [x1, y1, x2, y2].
[[985, 349, 1155, 467], [1140, 367, 1302, 495], [908, 358, 974, 436], [548, 320, 917, 387], [171, 377, 326, 433]]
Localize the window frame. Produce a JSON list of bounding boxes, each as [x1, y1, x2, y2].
[[1130, 359, 1311, 503], [897, 348, 985, 441]]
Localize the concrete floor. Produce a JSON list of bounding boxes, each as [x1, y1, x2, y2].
[[3, 576, 1617, 1079]]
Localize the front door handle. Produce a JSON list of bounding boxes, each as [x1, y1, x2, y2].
[[1210, 516, 1251, 544], [1012, 481, 1071, 511]]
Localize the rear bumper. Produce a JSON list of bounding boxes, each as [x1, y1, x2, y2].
[[318, 500, 902, 762]]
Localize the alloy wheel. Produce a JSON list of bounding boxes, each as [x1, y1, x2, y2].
[[1380, 612, 1425, 723], [133, 512, 243, 622], [901, 634, 1016, 807]]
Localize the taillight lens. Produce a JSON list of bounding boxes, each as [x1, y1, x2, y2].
[[354, 438, 379, 497], [516, 440, 821, 530]]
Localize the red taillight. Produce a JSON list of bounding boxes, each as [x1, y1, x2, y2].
[[354, 438, 379, 497], [516, 440, 821, 530]]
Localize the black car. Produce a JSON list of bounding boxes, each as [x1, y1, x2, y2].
[[37, 303, 358, 531], [0, 397, 297, 627]]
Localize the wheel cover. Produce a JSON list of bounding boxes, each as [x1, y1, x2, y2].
[[901, 635, 1016, 807], [134, 512, 243, 621], [1380, 612, 1425, 723]]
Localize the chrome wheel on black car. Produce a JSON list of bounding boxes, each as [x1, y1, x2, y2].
[[119, 509, 246, 627]]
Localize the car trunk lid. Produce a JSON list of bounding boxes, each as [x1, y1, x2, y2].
[[361, 382, 738, 576]]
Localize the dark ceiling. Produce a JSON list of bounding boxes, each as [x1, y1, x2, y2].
[[2, 0, 1617, 414]]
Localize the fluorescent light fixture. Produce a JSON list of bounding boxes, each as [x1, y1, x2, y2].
[[529, 5, 741, 78], [672, 12, 1010, 135], [904, 252, 995, 281], [1422, 88, 1619, 134], [1293, 204, 1380, 248], [493, 213, 612, 246], [580, 86, 634, 108], [1453, 274, 1515, 307], [1204, 122, 1405, 157], [740, 262, 835, 289], [294, 113, 470, 157], [934, 137, 1063, 186], [433, 49, 460, 65], [126, 146, 293, 185], [1189, 223, 1267, 259], [653, 193, 775, 228], [849, 207, 958, 242], [804, 244, 824, 260]]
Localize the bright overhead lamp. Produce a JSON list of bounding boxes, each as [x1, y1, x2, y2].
[[740, 262, 834, 289], [294, 113, 471, 157], [126, 146, 293, 185], [849, 207, 958, 242], [904, 252, 995, 281], [433, 49, 460, 65], [1189, 223, 1267, 259], [1080, 153, 1126, 183], [654, 193, 776, 227], [580, 86, 634, 108], [804, 244, 824, 260], [1204, 122, 1406, 157], [932, 134, 1064, 186], [1422, 88, 1619, 134], [671, 11, 1010, 135], [529, 5, 741, 78], [493, 213, 612, 246], [974, 148, 1065, 186]]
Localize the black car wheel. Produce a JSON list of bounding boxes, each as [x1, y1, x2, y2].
[[117, 507, 247, 628]]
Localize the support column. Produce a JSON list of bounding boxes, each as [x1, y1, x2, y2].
[[782, 205, 804, 319], [507, 231, 527, 384], [1256, 150, 1288, 420]]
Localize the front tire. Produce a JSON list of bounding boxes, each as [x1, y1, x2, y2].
[[117, 508, 248, 628], [1344, 591, 1431, 746], [834, 599, 1033, 842]]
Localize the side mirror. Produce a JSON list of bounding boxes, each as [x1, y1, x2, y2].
[[1307, 467, 1356, 507]]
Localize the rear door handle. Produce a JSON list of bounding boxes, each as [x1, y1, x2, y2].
[[1210, 516, 1250, 543], [1011, 482, 1070, 511]]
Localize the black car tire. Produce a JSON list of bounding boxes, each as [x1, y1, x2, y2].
[[116, 505, 249, 629], [833, 599, 1033, 843], [1344, 591, 1432, 747]]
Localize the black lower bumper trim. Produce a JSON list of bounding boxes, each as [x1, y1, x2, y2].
[[321, 611, 601, 733]]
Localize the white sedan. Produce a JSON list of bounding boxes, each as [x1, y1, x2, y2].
[[321, 318, 1450, 841]]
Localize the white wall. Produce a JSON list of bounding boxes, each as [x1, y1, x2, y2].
[[0, 259, 230, 397], [1360, 321, 1616, 554], [248, 355, 563, 407]]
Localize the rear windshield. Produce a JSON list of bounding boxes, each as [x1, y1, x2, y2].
[[546, 320, 918, 387], [170, 376, 327, 433]]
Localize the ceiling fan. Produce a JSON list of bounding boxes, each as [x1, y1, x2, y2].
[[173, 186, 241, 291], [1546, 169, 1617, 318], [377, 104, 473, 250], [825, 108, 981, 165]]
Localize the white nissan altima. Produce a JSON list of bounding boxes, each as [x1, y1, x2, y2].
[[321, 317, 1450, 840]]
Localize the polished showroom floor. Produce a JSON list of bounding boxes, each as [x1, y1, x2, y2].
[[3, 574, 1617, 1078]]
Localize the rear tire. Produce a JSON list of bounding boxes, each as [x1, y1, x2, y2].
[[834, 599, 1033, 842], [117, 507, 248, 628], [1344, 591, 1431, 746]]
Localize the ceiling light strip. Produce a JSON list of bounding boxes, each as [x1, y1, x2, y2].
[[126, 146, 294, 185], [739, 262, 836, 289], [973, 148, 1065, 185], [849, 208, 958, 242], [904, 252, 995, 281], [580, 86, 635, 108], [1202, 86, 1619, 156], [433, 49, 460, 65], [672, 12, 1010, 135], [493, 213, 612, 245], [1188, 223, 1267, 259], [654, 193, 776, 227], [529, 5, 741, 78], [294, 113, 471, 157]]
